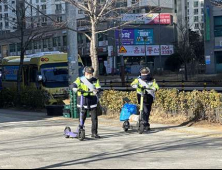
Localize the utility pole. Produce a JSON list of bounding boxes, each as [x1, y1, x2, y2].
[[143, 37, 147, 65], [66, 2, 79, 85], [158, 0, 162, 71]]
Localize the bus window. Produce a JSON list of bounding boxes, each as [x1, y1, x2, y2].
[[41, 67, 69, 88], [2, 66, 19, 81]]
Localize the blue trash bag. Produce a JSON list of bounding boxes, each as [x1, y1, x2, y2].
[[120, 104, 138, 121]]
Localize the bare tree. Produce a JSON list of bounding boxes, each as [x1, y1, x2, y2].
[[2, 0, 59, 95], [174, 21, 193, 81], [63, 0, 157, 77], [174, 20, 204, 80], [23, 0, 159, 77]]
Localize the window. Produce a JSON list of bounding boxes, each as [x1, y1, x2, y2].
[[5, 13, 8, 19], [214, 16, 222, 37], [78, 10, 84, 14], [47, 39, 51, 48], [5, 22, 9, 28], [53, 37, 61, 47], [194, 16, 199, 22], [194, 1, 199, 8], [42, 5, 46, 10], [57, 16, 62, 22], [17, 43, 21, 52], [9, 44, 16, 53], [42, 17, 47, 23], [194, 9, 199, 15], [78, 33, 84, 44], [4, 5, 8, 11], [56, 4, 62, 11], [63, 36, 67, 46], [194, 23, 199, 29], [43, 39, 47, 48]]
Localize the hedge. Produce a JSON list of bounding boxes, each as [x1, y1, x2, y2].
[[0, 88, 50, 109], [100, 89, 222, 123]]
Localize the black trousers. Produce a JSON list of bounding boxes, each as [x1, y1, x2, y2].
[[137, 94, 154, 126], [81, 108, 98, 135]]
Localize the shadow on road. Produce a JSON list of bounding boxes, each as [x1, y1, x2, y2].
[[35, 134, 222, 169]]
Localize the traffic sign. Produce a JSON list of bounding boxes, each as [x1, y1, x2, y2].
[[119, 46, 127, 53]]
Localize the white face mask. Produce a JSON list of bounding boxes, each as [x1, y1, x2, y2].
[[86, 74, 93, 79]]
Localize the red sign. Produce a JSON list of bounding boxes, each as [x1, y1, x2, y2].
[[122, 13, 172, 25], [149, 14, 172, 25]]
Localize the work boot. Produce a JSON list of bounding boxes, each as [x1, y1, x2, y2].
[[91, 134, 101, 139], [145, 123, 151, 131]]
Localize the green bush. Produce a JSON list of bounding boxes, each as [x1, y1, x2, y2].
[[100, 90, 222, 123], [0, 87, 50, 109]]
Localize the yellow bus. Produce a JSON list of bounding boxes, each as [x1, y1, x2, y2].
[[1, 52, 83, 104]]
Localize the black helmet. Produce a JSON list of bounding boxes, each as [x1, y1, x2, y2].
[[140, 67, 150, 74], [84, 66, 94, 74]]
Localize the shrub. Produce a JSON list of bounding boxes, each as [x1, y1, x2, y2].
[[0, 87, 50, 109], [100, 90, 222, 123]]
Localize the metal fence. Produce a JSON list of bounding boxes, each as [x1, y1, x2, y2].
[[100, 80, 222, 91]]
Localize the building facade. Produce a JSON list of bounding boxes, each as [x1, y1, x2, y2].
[[0, 0, 17, 33], [77, 0, 177, 75], [205, 0, 222, 73], [0, 0, 179, 75], [175, 0, 204, 33], [0, 0, 67, 62], [187, 0, 204, 33]]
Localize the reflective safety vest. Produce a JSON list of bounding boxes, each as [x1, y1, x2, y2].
[[74, 77, 101, 97], [131, 77, 159, 98]]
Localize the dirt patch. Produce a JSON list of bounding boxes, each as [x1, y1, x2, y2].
[[101, 110, 222, 132], [184, 121, 222, 131], [150, 110, 188, 125]]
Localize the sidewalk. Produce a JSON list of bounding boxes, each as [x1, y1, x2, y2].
[[0, 109, 221, 138]]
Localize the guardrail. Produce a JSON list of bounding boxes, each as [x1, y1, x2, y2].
[[100, 80, 222, 91]]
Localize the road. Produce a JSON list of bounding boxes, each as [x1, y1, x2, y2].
[[0, 109, 222, 169]]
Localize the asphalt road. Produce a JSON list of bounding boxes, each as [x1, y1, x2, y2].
[[0, 109, 222, 169]]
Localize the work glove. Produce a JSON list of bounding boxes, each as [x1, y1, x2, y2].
[[78, 89, 86, 94], [72, 88, 78, 93]]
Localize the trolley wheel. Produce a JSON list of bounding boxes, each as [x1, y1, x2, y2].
[[64, 127, 72, 138], [78, 129, 85, 141], [138, 122, 145, 134], [123, 121, 130, 132]]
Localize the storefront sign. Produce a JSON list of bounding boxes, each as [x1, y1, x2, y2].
[[117, 45, 174, 56], [116, 29, 154, 45], [122, 13, 172, 25], [206, 56, 211, 65]]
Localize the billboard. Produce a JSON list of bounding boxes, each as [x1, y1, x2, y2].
[[121, 13, 172, 25], [117, 45, 174, 56], [116, 29, 154, 45], [134, 29, 154, 45], [116, 29, 135, 45]]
